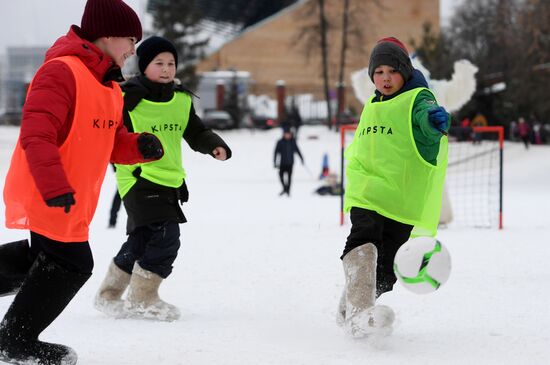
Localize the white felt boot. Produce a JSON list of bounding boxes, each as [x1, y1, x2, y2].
[[341, 243, 394, 337], [94, 260, 131, 317], [124, 262, 180, 322]]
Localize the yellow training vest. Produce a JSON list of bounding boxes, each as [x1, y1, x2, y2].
[[344, 88, 448, 237], [115, 91, 191, 197]]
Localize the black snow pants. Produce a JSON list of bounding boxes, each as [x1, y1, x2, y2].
[[114, 221, 181, 278], [342, 207, 413, 297], [278, 164, 294, 194]]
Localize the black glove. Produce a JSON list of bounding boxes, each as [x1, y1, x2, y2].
[[177, 181, 189, 205], [138, 133, 164, 159], [45, 193, 75, 213], [428, 107, 450, 133]]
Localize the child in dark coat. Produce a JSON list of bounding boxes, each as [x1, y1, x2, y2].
[[94, 36, 232, 321]]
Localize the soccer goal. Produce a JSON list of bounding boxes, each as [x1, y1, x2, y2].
[[339, 125, 504, 229]]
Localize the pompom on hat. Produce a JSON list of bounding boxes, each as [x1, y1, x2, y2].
[[368, 37, 413, 82], [80, 0, 142, 42], [137, 36, 179, 74]]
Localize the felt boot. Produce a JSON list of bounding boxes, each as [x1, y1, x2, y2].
[[341, 243, 394, 337], [123, 262, 180, 322], [93, 260, 131, 317]]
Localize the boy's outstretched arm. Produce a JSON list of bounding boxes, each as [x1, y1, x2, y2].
[[413, 91, 450, 141], [294, 140, 304, 164], [183, 104, 232, 160]]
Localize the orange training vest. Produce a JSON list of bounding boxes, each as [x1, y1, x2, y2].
[[3, 56, 122, 242]]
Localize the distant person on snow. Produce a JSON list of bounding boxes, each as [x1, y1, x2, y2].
[[108, 164, 123, 228], [0, 1, 164, 364], [287, 99, 303, 137], [518, 116, 530, 149], [338, 37, 450, 337], [93, 36, 232, 321], [273, 127, 304, 196]]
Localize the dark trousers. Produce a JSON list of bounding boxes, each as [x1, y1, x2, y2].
[[342, 207, 413, 296], [278, 164, 293, 194], [109, 190, 122, 227], [114, 221, 180, 279], [521, 135, 529, 149], [29, 232, 93, 274]]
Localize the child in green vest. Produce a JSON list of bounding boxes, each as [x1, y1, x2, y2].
[[337, 37, 450, 337], [94, 36, 232, 321]]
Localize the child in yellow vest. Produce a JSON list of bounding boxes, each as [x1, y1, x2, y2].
[[338, 37, 450, 337], [94, 36, 232, 321]]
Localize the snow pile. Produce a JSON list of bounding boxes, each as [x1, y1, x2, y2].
[[0, 125, 548, 364]]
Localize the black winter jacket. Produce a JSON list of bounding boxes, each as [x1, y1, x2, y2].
[[121, 76, 232, 233], [274, 137, 303, 167]]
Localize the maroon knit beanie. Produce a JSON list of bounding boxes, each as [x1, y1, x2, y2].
[[80, 0, 142, 42], [368, 37, 413, 82]]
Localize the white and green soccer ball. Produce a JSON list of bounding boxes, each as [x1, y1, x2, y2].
[[393, 236, 451, 294]]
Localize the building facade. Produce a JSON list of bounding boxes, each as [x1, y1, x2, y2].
[[1, 46, 47, 124], [196, 0, 439, 113]]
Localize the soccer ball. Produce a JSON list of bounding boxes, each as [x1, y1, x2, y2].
[[393, 236, 451, 294]]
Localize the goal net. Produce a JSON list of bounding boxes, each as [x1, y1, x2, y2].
[[339, 125, 504, 229]]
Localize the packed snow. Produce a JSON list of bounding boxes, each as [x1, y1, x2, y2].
[[0, 124, 548, 365]]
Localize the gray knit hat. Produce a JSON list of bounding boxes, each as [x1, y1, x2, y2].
[[368, 37, 413, 82]]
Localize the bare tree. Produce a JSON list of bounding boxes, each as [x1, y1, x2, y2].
[[410, 22, 455, 80], [510, 0, 550, 120], [335, 0, 350, 130], [148, 0, 209, 88], [293, 0, 369, 129], [317, 0, 333, 129], [414, 0, 550, 124], [337, 0, 350, 87]]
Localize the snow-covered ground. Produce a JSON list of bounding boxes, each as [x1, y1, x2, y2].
[[0, 125, 549, 365]]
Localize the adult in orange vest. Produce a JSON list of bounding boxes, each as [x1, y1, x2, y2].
[[0, 1, 163, 364]]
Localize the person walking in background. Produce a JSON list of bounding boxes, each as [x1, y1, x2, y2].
[[338, 37, 449, 338], [94, 36, 232, 322], [287, 98, 303, 137], [509, 120, 518, 141], [460, 116, 471, 141], [0, 1, 165, 364], [533, 120, 542, 145], [274, 127, 304, 196], [518, 116, 530, 149], [108, 164, 123, 228]]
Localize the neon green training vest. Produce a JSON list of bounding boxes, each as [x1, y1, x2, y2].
[[116, 91, 192, 197], [344, 87, 448, 237]]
